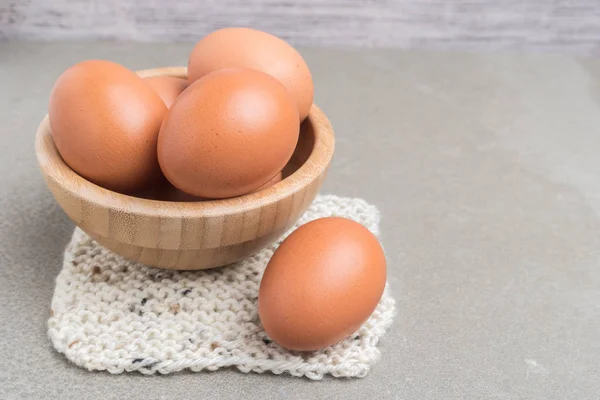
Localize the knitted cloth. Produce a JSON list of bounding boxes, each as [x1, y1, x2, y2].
[[48, 195, 396, 379]]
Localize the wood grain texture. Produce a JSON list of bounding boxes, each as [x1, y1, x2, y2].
[[2, 0, 600, 53], [35, 67, 335, 270]]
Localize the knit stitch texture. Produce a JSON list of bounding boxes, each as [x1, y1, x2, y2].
[[48, 195, 396, 379]]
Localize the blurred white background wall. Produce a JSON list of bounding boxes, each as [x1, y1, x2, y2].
[[1, 0, 599, 53]]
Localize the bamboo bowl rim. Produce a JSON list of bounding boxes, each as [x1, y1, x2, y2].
[[35, 66, 335, 219]]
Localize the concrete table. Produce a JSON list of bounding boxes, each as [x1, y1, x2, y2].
[[1, 42, 599, 399]]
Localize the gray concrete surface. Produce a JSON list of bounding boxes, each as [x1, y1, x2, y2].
[[1, 42, 600, 399]]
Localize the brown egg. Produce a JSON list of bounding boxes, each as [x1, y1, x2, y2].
[[188, 27, 314, 121], [258, 217, 387, 351], [144, 76, 188, 108], [49, 60, 166, 193], [158, 68, 299, 199]]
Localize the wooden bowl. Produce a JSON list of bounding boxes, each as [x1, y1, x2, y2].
[[35, 67, 335, 270]]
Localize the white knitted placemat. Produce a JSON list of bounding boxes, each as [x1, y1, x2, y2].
[[48, 195, 396, 379]]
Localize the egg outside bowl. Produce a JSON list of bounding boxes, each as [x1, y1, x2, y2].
[[35, 67, 335, 270]]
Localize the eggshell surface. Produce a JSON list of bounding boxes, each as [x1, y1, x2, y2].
[[158, 68, 299, 199], [49, 60, 166, 193], [188, 27, 314, 121], [258, 217, 387, 351], [144, 76, 188, 108]]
